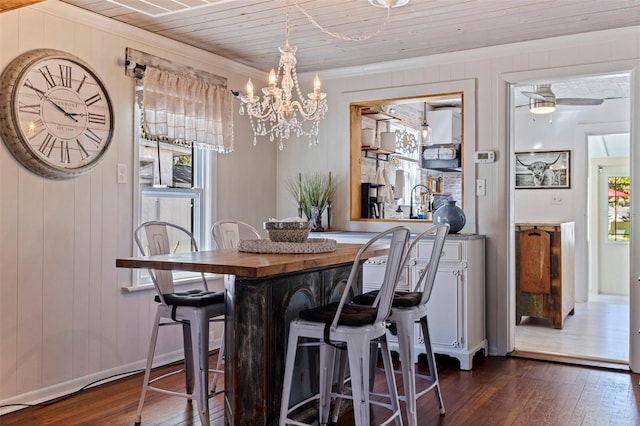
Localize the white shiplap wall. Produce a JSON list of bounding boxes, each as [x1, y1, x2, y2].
[[0, 1, 276, 409], [1, 1, 640, 411]]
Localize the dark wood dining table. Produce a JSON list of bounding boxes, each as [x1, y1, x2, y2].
[[116, 242, 389, 426]]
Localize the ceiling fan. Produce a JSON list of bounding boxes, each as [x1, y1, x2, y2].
[[521, 83, 604, 114]]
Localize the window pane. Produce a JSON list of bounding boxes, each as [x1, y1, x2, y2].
[[141, 193, 195, 233], [607, 176, 630, 242], [139, 140, 193, 188], [137, 188, 202, 284]]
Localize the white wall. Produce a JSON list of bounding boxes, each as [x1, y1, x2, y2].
[[514, 98, 629, 222], [0, 1, 276, 409], [2, 1, 640, 411]]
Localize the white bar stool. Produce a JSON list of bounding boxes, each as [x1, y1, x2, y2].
[[351, 224, 449, 426], [279, 226, 411, 426]]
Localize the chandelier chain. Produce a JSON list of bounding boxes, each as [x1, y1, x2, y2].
[[291, 0, 392, 42]]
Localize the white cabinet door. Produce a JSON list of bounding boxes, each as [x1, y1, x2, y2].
[[362, 236, 486, 370], [426, 266, 462, 349]]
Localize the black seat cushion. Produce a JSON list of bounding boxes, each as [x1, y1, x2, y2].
[[352, 290, 422, 308], [155, 289, 224, 307], [299, 302, 378, 327]]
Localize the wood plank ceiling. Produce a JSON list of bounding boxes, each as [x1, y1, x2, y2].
[[60, 0, 640, 74]]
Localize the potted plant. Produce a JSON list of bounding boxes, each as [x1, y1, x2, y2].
[[288, 172, 336, 231]]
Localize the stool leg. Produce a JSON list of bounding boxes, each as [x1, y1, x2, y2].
[[279, 327, 301, 425], [395, 315, 418, 426], [379, 336, 402, 426], [189, 309, 210, 426], [211, 327, 224, 393], [182, 322, 194, 398], [331, 349, 349, 424], [346, 337, 371, 426], [319, 344, 336, 425], [420, 316, 444, 414], [135, 309, 162, 424]]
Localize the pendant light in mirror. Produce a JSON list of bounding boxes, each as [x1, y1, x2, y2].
[[421, 102, 432, 144]]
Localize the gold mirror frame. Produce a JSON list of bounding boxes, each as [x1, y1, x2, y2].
[[350, 92, 464, 222]]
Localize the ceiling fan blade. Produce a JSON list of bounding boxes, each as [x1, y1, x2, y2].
[[521, 91, 547, 101], [556, 98, 604, 106]]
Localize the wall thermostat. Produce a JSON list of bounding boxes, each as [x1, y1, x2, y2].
[[474, 150, 495, 163]]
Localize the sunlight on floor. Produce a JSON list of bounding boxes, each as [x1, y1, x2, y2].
[[515, 296, 629, 363]]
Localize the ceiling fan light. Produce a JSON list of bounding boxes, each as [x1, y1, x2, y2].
[[529, 99, 556, 114], [368, 0, 410, 8]]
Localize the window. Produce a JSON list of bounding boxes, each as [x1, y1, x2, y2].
[[134, 101, 214, 285], [607, 175, 630, 242], [125, 50, 233, 287]]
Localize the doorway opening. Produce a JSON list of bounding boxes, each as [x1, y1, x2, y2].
[[511, 74, 631, 368]]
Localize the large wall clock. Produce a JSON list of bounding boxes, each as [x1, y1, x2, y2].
[[0, 49, 114, 179]]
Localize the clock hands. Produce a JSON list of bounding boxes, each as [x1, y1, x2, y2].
[[42, 94, 78, 123]]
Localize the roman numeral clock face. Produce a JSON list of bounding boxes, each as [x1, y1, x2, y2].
[[0, 49, 113, 179]]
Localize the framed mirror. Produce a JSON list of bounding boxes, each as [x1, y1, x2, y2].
[[350, 92, 463, 222]]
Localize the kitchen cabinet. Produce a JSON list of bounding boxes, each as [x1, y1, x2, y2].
[[363, 234, 486, 370], [427, 109, 461, 145]]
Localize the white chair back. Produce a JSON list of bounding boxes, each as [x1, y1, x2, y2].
[[134, 221, 206, 300], [212, 220, 261, 249], [409, 224, 450, 305], [330, 225, 411, 332]]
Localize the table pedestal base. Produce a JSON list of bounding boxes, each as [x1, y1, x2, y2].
[[224, 263, 355, 426]]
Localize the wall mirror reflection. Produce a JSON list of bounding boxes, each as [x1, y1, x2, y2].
[[350, 92, 463, 222]]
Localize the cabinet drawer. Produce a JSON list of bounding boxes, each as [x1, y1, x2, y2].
[[363, 260, 411, 292], [416, 241, 463, 262]]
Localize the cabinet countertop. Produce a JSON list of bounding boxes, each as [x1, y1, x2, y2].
[[311, 231, 485, 242]]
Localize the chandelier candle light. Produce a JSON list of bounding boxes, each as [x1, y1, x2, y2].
[[238, 1, 327, 151]]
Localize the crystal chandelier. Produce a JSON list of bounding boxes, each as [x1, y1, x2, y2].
[[238, 2, 327, 151]]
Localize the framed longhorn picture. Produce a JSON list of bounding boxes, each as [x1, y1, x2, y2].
[[515, 150, 570, 189]]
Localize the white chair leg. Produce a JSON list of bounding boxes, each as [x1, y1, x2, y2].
[[395, 316, 418, 426], [346, 338, 371, 426], [379, 337, 403, 426], [135, 310, 162, 424], [420, 317, 445, 414], [279, 328, 300, 425], [189, 309, 211, 426], [211, 327, 224, 393], [331, 349, 349, 424], [318, 343, 336, 425], [182, 322, 194, 398]]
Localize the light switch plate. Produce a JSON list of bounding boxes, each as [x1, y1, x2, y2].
[[476, 179, 486, 196], [117, 163, 127, 184]]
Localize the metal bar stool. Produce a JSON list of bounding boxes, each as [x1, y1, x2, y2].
[[279, 226, 411, 426], [351, 224, 449, 425], [134, 221, 226, 426]]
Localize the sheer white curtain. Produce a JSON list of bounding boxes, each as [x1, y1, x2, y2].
[[142, 66, 234, 153]]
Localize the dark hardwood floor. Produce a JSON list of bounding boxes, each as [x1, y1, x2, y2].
[[2, 351, 639, 425]]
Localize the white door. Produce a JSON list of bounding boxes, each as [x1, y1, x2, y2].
[[596, 162, 630, 296]]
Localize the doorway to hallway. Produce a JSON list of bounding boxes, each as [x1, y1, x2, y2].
[[511, 76, 631, 367]]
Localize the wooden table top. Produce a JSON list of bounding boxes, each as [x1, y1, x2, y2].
[[116, 243, 389, 278]]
